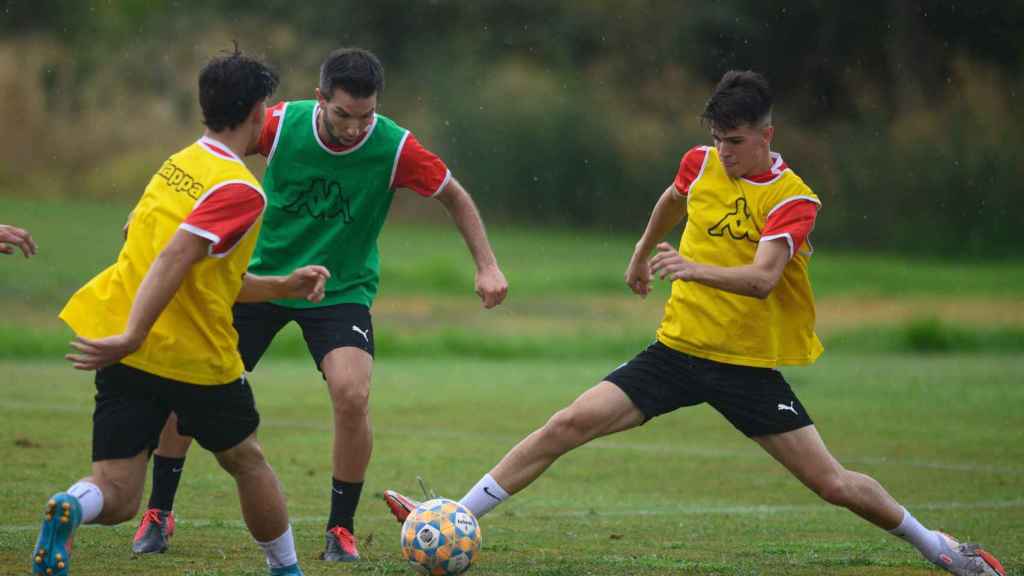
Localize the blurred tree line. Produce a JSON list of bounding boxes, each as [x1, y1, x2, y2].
[[1, 0, 1021, 257]]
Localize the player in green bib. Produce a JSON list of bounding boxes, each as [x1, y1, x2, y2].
[[132, 47, 509, 562]]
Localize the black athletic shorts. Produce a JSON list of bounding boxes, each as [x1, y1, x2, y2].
[[605, 341, 813, 437], [92, 363, 260, 461], [233, 301, 374, 372]]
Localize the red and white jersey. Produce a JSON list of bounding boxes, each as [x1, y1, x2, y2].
[[181, 138, 264, 256], [674, 146, 818, 259], [256, 101, 451, 197]]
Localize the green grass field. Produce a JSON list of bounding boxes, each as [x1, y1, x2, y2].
[[1, 354, 1022, 575], [2, 195, 1023, 574]]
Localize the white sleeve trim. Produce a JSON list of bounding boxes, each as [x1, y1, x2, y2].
[[184, 180, 266, 258], [760, 232, 795, 260], [766, 195, 820, 219], [388, 129, 411, 190], [179, 223, 221, 256], [431, 169, 453, 198], [682, 146, 712, 197], [266, 102, 288, 164]]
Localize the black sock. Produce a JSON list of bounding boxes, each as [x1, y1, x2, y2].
[[327, 478, 363, 533], [147, 455, 186, 511]]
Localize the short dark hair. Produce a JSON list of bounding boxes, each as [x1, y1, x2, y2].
[[319, 47, 384, 99], [701, 70, 773, 132], [199, 49, 279, 132]]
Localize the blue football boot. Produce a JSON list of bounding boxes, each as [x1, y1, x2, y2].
[[31, 492, 82, 576]]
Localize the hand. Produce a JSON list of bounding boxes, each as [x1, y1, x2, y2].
[[649, 242, 697, 282], [0, 224, 37, 258], [284, 265, 331, 303], [475, 265, 508, 309], [624, 250, 652, 297], [66, 333, 143, 371]]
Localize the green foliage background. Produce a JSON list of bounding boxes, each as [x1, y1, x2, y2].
[[2, 1, 1022, 256]]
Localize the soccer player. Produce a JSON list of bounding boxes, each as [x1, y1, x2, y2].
[[0, 223, 37, 258], [132, 47, 509, 561], [31, 50, 329, 576], [383, 71, 1005, 576]]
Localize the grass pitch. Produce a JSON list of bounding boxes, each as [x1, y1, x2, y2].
[[1, 353, 1020, 575]]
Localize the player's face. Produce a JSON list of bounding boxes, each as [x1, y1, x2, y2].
[[316, 87, 377, 147], [711, 124, 773, 178]]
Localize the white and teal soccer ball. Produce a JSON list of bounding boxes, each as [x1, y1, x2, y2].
[[400, 498, 482, 575]]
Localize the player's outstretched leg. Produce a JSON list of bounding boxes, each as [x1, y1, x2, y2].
[[31, 493, 81, 576], [754, 426, 1005, 576], [385, 381, 643, 524]]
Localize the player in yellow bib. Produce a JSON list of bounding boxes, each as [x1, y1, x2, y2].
[[384, 71, 1005, 576], [30, 51, 329, 576]]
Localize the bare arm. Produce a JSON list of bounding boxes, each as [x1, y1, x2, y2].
[[66, 229, 330, 370], [434, 178, 508, 308], [625, 185, 687, 297], [649, 237, 790, 299], [66, 229, 208, 370], [236, 267, 330, 303]]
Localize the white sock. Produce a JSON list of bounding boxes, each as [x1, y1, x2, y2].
[[889, 507, 942, 563], [459, 473, 509, 519], [67, 481, 103, 524], [256, 525, 298, 569]]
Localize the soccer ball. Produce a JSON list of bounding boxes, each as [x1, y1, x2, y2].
[[400, 498, 482, 575]]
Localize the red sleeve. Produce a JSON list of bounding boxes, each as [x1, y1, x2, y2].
[[392, 132, 450, 197], [181, 183, 265, 256], [761, 199, 819, 258], [256, 102, 288, 158], [672, 146, 709, 196]]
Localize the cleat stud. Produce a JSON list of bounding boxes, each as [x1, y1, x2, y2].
[[62, 502, 70, 511], [48, 499, 55, 507], [57, 562, 65, 569], [46, 569, 53, 575], [60, 516, 69, 524], [55, 554, 62, 561], [45, 514, 52, 521], [35, 556, 42, 563]]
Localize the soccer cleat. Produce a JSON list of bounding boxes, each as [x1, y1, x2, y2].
[[320, 526, 360, 562], [934, 532, 1006, 576], [132, 508, 175, 554], [269, 562, 304, 576], [383, 489, 420, 524], [31, 493, 81, 576]]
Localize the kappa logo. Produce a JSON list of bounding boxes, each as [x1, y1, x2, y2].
[[777, 401, 798, 415], [157, 159, 205, 199], [283, 177, 354, 222], [351, 325, 370, 343], [708, 197, 758, 243]]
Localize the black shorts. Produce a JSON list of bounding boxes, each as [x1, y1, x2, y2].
[[92, 363, 260, 461], [233, 301, 374, 372], [605, 341, 813, 437]]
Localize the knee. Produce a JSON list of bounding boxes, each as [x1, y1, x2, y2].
[[540, 408, 592, 449], [93, 477, 142, 524], [216, 438, 268, 478], [327, 376, 370, 420], [813, 473, 854, 507]]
